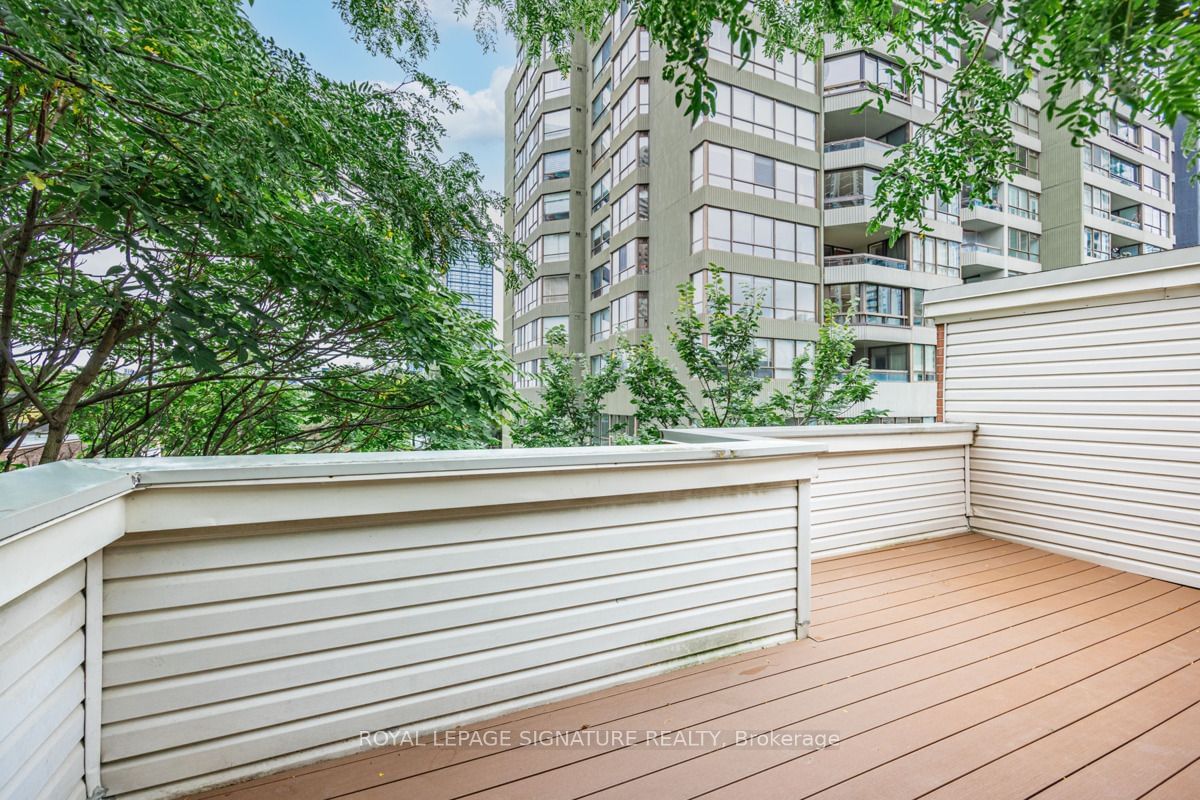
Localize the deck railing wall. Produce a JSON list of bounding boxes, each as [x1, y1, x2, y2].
[[1, 441, 822, 800], [663, 425, 976, 557]]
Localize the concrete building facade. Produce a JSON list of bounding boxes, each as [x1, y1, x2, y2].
[[502, 14, 1177, 429]]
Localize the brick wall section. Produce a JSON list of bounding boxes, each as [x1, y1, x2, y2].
[[936, 323, 946, 421]]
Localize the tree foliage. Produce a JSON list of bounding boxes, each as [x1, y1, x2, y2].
[[0, 0, 522, 466], [510, 325, 621, 447], [624, 267, 771, 433], [621, 267, 885, 441], [766, 300, 887, 425], [467, 0, 1200, 235]]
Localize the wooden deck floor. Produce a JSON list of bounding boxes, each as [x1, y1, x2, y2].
[[192, 533, 1200, 800]]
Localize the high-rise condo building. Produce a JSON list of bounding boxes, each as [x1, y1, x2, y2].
[[503, 10, 1177, 434]]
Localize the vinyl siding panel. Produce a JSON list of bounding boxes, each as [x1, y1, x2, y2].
[[811, 448, 968, 557], [0, 565, 86, 800], [100, 482, 804, 799], [944, 290, 1200, 587]]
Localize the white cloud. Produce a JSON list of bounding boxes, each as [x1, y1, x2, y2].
[[441, 65, 512, 149]]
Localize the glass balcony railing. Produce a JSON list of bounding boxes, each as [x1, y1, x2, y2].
[[1089, 208, 1143, 229], [962, 242, 1003, 257], [870, 369, 910, 382], [823, 193, 871, 209], [823, 137, 894, 156], [1084, 162, 1140, 188], [823, 253, 909, 270]]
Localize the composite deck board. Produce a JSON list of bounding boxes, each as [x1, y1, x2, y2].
[[186, 536, 1200, 800]]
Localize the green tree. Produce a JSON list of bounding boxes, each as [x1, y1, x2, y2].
[[765, 300, 887, 425], [622, 270, 885, 440], [0, 0, 523, 466], [510, 325, 622, 447], [635, 267, 772, 431], [468, 0, 1200, 235]]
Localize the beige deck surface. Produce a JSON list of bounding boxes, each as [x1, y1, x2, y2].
[[191, 533, 1200, 799]]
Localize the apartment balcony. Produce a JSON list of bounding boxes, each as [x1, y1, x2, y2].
[[822, 137, 893, 171], [824, 252, 908, 271], [5, 251, 1200, 800]]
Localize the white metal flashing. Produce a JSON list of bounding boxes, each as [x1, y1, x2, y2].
[[924, 245, 1200, 323]]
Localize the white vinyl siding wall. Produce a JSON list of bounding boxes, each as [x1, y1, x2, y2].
[[661, 425, 974, 557], [99, 481, 805, 798], [810, 446, 968, 557], [0, 443, 816, 800], [942, 288, 1200, 587], [0, 565, 87, 800]]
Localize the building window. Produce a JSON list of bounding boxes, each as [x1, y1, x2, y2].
[[612, 184, 649, 234], [755, 338, 810, 379], [590, 217, 611, 255], [591, 172, 611, 212], [864, 284, 907, 326], [1084, 227, 1111, 259], [542, 149, 570, 180], [705, 81, 817, 150], [614, 29, 650, 80], [1007, 185, 1040, 220], [513, 275, 569, 316], [514, 201, 542, 241], [1008, 229, 1040, 262], [708, 24, 816, 93], [612, 131, 650, 182], [514, 64, 533, 105], [1010, 103, 1039, 135], [591, 35, 612, 82], [825, 283, 908, 326], [911, 235, 961, 277], [611, 237, 649, 283], [1085, 144, 1140, 186], [912, 74, 949, 113], [1144, 205, 1170, 237], [590, 306, 611, 341], [593, 412, 634, 444], [1084, 184, 1111, 216], [591, 264, 611, 298], [540, 69, 570, 100], [514, 358, 542, 388], [526, 233, 570, 265], [1012, 145, 1039, 178], [543, 108, 570, 140], [868, 344, 909, 382], [611, 290, 649, 333], [693, 270, 817, 321], [824, 168, 879, 208], [1143, 128, 1168, 161], [514, 164, 541, 208], [823, 51, 905, 97], [1104, 111, 1139, 148], [913, 288, 928, 327], [691, 142, 816, 206], [1143, 167, 1170, 199], [614, 78, 649, 131], [592, 79, 612, 122], [913, 344, 937, 381], [690, 206, 817, 263], [543, 191, 570, 221], [513, 315, 568, 354], [591, 126, 611, 165], [922, 193, 959, 224]]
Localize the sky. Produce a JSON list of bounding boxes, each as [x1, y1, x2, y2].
[[244, 1, 515, 194]]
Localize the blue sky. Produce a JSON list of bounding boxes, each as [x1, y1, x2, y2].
[[245, 1, 515, 193]]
